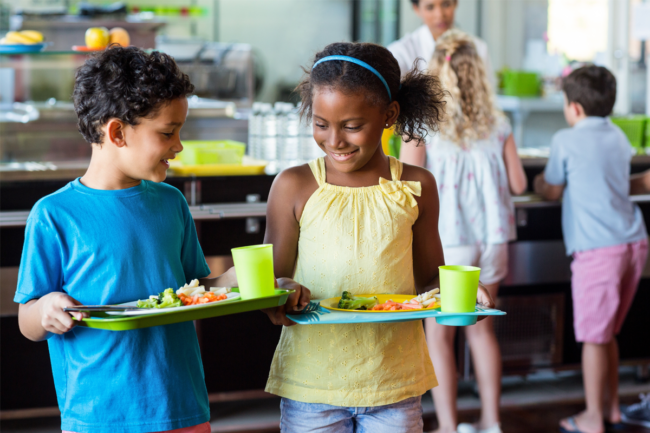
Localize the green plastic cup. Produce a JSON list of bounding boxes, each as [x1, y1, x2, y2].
[[439, 265, 481, 313], [231, 244, 275, 300]]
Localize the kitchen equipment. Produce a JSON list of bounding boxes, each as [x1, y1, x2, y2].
[[612, 116, 647, 153], [502, 70, 541, 97]]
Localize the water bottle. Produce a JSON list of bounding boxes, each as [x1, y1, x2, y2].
[[282, 103, 300, 168], [247, 102, 263, 159], [262, 103, 279, 174], [300, 116, 325, 163]]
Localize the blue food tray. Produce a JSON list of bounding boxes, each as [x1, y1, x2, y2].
[[287, 302, 505, 326], [0, 43, 48, 54]]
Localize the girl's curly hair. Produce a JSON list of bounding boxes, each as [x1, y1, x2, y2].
[[429, 29, 503, 145], [297, 42, 445, 143], [73, 46, 194, 145]]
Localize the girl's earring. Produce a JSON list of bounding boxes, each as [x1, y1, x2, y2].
[[385, 123, 389, 128]]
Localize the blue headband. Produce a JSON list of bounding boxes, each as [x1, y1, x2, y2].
[[312, 55, 392, 101]]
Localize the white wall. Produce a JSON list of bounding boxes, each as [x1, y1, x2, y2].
[[219, 0, 352, 102]]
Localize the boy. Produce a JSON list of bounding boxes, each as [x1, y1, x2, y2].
[[15, 46, 308, 433], [535, 65, 648, 433]]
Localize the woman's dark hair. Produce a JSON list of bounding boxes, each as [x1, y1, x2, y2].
[[73, 45, 194, 144], [562, 65, 616, 117], [296, 42, 445, 142]]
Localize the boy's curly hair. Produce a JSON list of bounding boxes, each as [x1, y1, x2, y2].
[[297, 42, 445, 142], [73, 46, 194, 145]]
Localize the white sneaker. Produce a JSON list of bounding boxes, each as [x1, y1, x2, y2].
[[457, 423, 502, 433]]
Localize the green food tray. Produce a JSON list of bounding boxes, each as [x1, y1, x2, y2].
[[77, 288, 292, 331]]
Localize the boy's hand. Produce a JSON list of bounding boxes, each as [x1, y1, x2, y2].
[[262, 278, 311, 327], [39, 292, 87, 334], [476, 283, 495, 322]]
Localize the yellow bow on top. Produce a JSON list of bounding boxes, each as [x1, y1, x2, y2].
[[378, 178, 422, 208]]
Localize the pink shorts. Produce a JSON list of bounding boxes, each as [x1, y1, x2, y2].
[[571, 239, 648, 344], [63, 421, 211, 433]]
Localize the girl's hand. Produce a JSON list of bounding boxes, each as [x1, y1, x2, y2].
[[38, 292, 87, 334], [262, 278, 311, 327], [476, 283, 495, 322]]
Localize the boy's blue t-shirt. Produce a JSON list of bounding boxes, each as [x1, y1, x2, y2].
[[14, 179, 212, 433], [545, 116, 647, 255]]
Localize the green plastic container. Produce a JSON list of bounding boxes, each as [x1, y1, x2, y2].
[[231, 244, 276, 300], [611, 116, 647, 153], [76, 288, 293, 331], [502, 71, 540, 97], [439, 265, 481, 314], [179, 140, 246, 165], [388, 133, 401, 158]]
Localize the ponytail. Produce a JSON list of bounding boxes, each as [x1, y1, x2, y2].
[[394, 64, 446, 143]]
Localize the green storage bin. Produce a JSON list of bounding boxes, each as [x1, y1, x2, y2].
[[611, 116, 646, 153], [179, 140, 246, 165], [502, 71, 540, 97]]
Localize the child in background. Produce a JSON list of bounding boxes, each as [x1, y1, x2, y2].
[[401, 29, 527, 433], [14, 46, 305, 433], [535, 65, 647, 433], [262, 42, 495, 432]]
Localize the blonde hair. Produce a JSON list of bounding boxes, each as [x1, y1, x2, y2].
[[429, 29, 503, 144]]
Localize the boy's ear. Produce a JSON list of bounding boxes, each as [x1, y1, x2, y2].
[[570, 101, 585, 118], [385, 101, 400, 128], [105, 119, 127, 148]]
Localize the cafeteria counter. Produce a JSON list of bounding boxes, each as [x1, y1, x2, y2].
[[2, 169, 650, 417]]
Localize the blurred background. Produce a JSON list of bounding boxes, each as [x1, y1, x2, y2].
[[1, 1, 650, 432]]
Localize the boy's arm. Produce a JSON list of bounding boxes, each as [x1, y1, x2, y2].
[[534, 172, 564, 201], [534, 134, 566, 201], [18, 294, 86, 342], [630, 170, 650, 195]]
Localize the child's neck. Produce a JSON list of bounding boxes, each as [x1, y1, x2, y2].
[[325, 147, 392, 188], [81, 146, 142, 190]]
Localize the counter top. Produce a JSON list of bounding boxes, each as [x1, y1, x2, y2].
[[2, 194, 650, 227]]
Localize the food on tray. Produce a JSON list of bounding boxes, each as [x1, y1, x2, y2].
[[412, 288, 441, 307], [370, 289, 441, 311], [1, 30, 44, 45], [337, 291, 379, 310], [137, 279, 233, 309], [137, 288, 182, 309]]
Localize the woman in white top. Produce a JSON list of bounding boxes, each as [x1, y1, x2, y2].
[[401, 30, 527, 433], [387, 0, 492, 83]]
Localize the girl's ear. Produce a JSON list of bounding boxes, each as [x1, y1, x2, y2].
[[385, 101, 400, 128], [105, 119, 127, 148]]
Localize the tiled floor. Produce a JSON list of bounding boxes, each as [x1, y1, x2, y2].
[[2, 369, 649, 433]]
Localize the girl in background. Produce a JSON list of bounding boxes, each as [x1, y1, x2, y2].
[[401, 30, 527, 433]]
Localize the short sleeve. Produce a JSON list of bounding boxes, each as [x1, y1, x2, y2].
[[180, 201, 211, 282], [14, 218, 63, 304], [544, 133, 567, 186]]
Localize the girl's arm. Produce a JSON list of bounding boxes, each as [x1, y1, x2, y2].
[[403, 165, 445, 293], [399, 140, 426, 167], [261, 167, 316, 326], [502, 134, 527, 195]]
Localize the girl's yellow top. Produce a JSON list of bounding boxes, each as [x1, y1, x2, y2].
[[265, 156, 437, 407]]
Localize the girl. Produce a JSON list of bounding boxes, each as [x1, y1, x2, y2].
[[401, 30, 527, 433], [262, 42, 495, 433]]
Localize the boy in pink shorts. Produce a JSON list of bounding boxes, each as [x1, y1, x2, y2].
[[535, 66, 648, 433]]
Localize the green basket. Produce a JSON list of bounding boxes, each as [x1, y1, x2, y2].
[[611, 116, 647, 153], [502, 71, 540, 97], [179, 140, 246, 165]]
